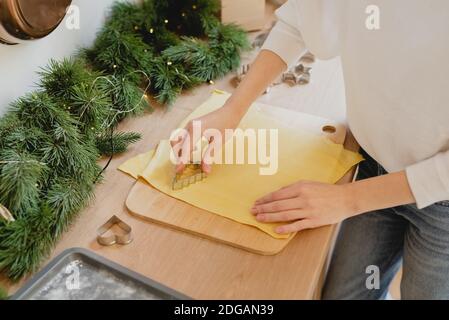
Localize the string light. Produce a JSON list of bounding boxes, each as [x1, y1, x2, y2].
[[164, 19, 169, 24], [167, 61, 173, 66], [149, 28, 154, 33]]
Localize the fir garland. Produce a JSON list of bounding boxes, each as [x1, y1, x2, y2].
[[0, 0, 248, 280]]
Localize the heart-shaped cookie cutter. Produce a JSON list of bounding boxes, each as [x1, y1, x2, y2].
[[97, 215, 133, 246]]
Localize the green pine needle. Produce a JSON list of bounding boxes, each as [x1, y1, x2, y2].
[[98, 76, 151, 125], [46, 176, 97, 238], [11, 92, 79, 138], [0, 205, 55, 280], [0, 149, 47, 217], [69, 83, 112, 133], [39, 58, 95, 101], [89, 27, 153, 85], [96, 131, 142, 156]]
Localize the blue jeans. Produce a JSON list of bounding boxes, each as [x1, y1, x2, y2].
[[322, 150, 449, 300]]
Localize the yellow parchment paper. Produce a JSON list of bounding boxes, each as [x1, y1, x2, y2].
[[119, 91, 363, 239]]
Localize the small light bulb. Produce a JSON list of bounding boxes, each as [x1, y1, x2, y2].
[[149, 28, 154, 33], [164, 19, 169, 24], [167, 61, 173, 66], [192, 5, 197, 9]]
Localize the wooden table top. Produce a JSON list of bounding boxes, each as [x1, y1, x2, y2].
[[2, 4, 357, 299]]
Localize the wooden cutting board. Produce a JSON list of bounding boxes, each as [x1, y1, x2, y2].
[[126, 108, 352, 255]]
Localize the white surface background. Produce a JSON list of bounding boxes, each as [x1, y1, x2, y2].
[[0, 0, 117, 115]]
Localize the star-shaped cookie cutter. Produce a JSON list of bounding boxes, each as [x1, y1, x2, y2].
[[96, 215, 133, 246]]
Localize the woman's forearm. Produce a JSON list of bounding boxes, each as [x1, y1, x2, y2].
[[223, 50, 287, 118], [347, 171, 416, 216]]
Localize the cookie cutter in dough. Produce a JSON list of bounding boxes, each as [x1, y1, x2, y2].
[[0, 203, 14, 222], [172, 163, 207, 191], [97, 215, 133, 246]]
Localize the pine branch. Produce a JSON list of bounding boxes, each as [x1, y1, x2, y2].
[[39, 58, 96, 101], [98, 76, 151, 126], [162, 37, 218, 81], [152, 0, 220, 36], [0, 150, 47, 217], [151, 57, 199, 105], [209, 23, 251, 72], [46, 175, 97, 237], [39, 137, 99, 179], [69, 83, 112, 133], [96, 131, 142, 156], [11, 92, 79, 138], [0, 114, 49, 154], [0, 205, 55, 280], [106, 1, 148, 34], [88, 27, 153, 85]]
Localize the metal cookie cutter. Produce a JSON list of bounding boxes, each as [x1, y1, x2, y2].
[[172, 163, 207, 191], [97, 215, 133, 246]]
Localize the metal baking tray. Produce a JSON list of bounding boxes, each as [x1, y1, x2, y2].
[[12, 248, 190, 300]]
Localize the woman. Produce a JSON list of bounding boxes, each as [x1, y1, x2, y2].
[[173, 0, 449, 299]]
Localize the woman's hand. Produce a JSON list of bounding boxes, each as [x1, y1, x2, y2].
[[252, 171, 417, 234], [251, 181, 358, 234], [171, 104, 242, 174], [171, 50, 288, 175]]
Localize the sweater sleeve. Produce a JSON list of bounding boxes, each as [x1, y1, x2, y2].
[[261, 0, 308, 69], [406, 151, 449, 208]]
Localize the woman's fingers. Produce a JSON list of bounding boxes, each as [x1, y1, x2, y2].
[[202, 134, 223, 174], [202, 144, 214, 174], [275, 220, 312, 234], [255, 187, 300, 205], [255, 209, 307, 223], [170, 130, 187, 173], [251, 198, 303, 214]]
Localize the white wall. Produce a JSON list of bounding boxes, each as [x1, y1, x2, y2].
[[0, 0, 116, 115]]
